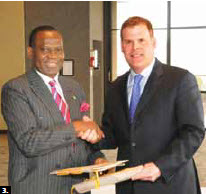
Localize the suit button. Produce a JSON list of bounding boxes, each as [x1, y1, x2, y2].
[[131, 142, 136, 147]]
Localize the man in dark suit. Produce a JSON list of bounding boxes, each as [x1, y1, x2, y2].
[[100, 16, 205, 194], [1, 26, 106, 194]]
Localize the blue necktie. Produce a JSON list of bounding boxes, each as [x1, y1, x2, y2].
[[129, 74, 143, 123]]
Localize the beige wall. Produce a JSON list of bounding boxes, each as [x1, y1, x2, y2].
[[0, 2, 25, 129], [90, 2, 103, 48]]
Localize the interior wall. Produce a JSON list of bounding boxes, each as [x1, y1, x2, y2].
[[0, 2, 25, 130], [90, 2, 104, 124]]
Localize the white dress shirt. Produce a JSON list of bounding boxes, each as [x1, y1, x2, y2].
[[127, 58, 155, 106], [35, 69, 67, 102]]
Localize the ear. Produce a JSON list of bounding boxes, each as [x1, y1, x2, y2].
[[153, 37, 157, 49], [27, 46, 33, 59], [121, 40, 124, 53]]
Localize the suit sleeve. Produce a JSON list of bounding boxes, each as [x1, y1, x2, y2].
[[99, 85, 118, 149], [155, 72, 205, 182], [1, 82, 76, 158]]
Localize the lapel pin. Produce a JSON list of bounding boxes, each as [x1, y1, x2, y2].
[[72, 95, 77, 100]]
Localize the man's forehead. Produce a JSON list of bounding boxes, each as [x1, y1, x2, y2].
[[38, 38, 63, 45], [124, 24, 148, 32], [36, 30, 62, 38], [122, 25, 153, 38], [35, 30, 63, 44]]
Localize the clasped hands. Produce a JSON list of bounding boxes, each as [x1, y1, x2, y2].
[[131, 162, 161, 182], [73, 117, 161, 181], [73, 116, 104, 144]]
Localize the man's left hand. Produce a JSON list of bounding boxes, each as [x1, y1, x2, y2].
[[131, 162, 161, 182], [94, 157, 108, 165]]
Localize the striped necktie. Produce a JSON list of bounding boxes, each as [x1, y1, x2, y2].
[[129, 74, 143, 123], [49, 80, 70, 124]]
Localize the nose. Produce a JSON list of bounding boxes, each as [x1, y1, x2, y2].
[[48, 50, 58, 58], [133, 41, 140, 50]]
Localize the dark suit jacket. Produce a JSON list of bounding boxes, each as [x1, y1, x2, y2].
[[100, 59, 205, 194], [1, 69, 103, 194]]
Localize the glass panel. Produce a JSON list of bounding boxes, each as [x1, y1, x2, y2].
[[154, 29, 167, 64], [196, 76, 206, 92], [171, 29, 206, 75], [201, 94, 206, 127], [117, 1, 167, 29], [171, 2, 206, 27]]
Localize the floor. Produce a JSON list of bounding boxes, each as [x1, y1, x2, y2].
[[1, 133, 206, 193]]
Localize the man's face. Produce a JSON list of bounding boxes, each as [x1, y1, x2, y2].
[[28, 30, 64, 78], [121, 24, 156, 74]]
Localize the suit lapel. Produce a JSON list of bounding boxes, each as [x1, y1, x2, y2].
[[58, 76, 80, 120], [27, 69, 64, 123], [118, 72, 131, 124], [133, 59, 163, 122]]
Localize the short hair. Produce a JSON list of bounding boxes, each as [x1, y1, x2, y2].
[[29, 25, 57, 48], [121, 16, 154, 39]]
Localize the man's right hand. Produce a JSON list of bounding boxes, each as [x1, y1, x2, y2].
[[131, 162, 161, 182], [72, 119, 104, 144]]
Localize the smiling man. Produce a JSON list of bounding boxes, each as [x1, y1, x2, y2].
[[121, 23, 155, 74], [100, 16, 205, 194], [1, 26, 106, 194]]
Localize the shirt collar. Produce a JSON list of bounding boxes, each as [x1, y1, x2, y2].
[[128, 58, 155, 85], [130, 58, 155, 79], [131, 58, 155, 77], [35, 69, 59, 85]]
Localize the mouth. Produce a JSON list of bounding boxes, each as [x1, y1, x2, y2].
[[49, 61, 58, 64], [131, 53, 143, 61], [44, 60, 62, 65]]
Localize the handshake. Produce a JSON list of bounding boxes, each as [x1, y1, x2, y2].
[[72, 115, 105, 144]]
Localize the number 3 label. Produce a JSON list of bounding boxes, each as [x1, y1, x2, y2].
[[2, 188, 8, 193], [0, 186, 10, 194]]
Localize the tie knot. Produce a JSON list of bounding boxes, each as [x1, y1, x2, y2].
[[134, 74, 143, 84], [49, 80, 56, 87]]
